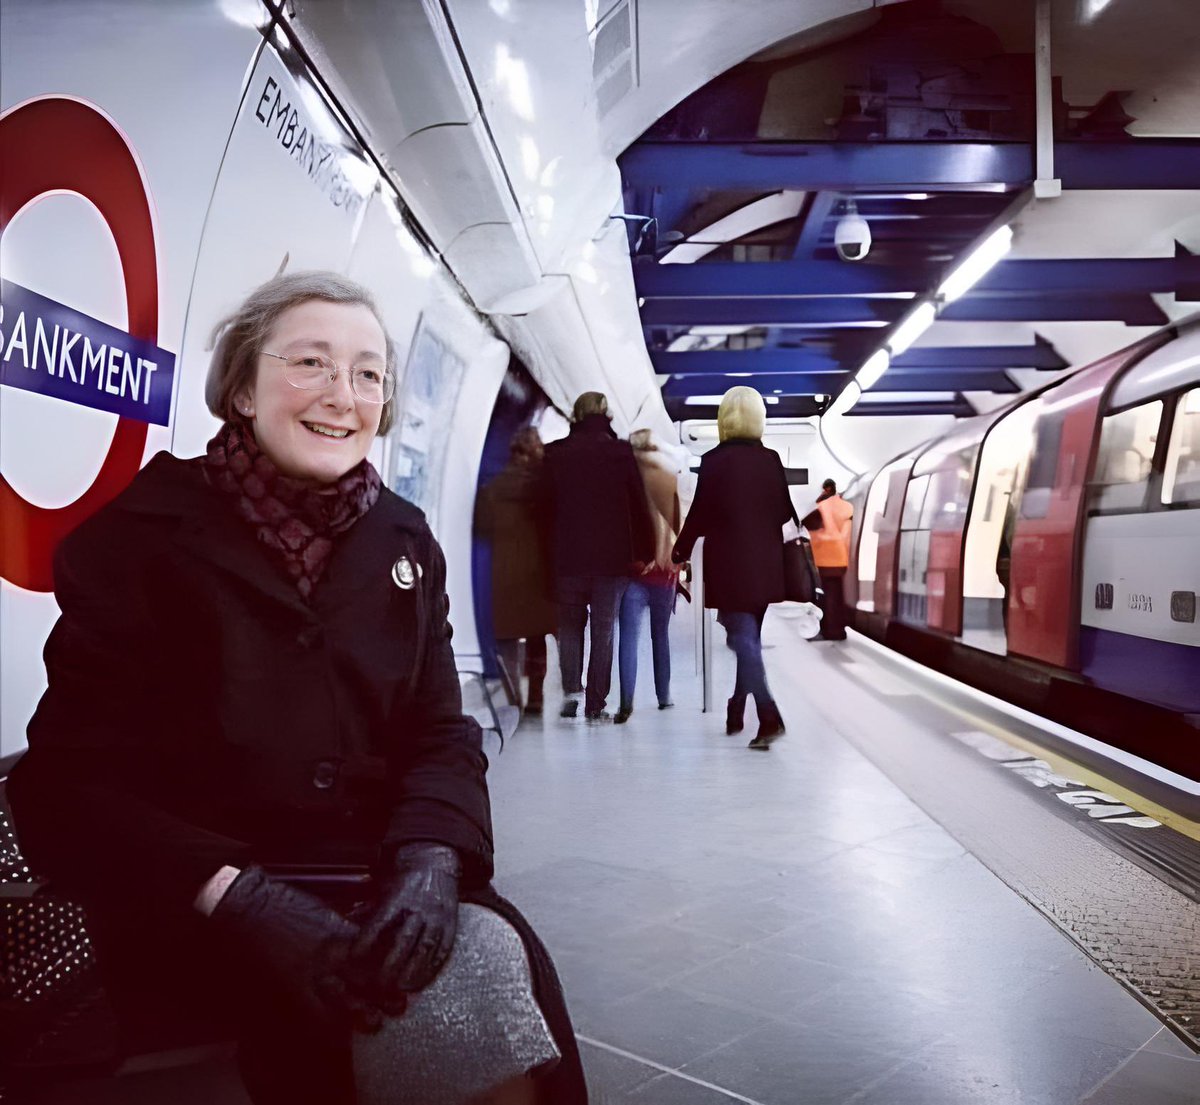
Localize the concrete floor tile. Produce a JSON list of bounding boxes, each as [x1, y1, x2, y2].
[[1079, 1047, 1200, 1104], [680, 1019, 910, 1105], [622, 1071, 757, 1103], [574, 984, 772, 1070], [577, 1039, 660, 1100]]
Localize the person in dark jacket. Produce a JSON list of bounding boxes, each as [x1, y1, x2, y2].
[[7, 272, 586, 1105], [474, 427, 556, 715], [673, 387, 793, 750], [541, 392, 654, 721]]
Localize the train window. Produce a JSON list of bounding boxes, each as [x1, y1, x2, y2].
[[1021, 412, 1063, 519], [1089, 400, 1163, 513], [901, 474, 930, 530], [1161, 388, 1200, 506]]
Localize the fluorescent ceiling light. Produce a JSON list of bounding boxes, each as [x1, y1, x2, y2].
[[855, 349, 891, 391], [859, 391, 955, 403], [937, 225, 1013, 303], [825, 382, 862, 418], [685, 395, 729, 405], [887, 301, 937, 356]]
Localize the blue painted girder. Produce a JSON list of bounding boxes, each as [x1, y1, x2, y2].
[[634, 257, 1200, 300], [641, 299, 903, 326], [661, 370, 1018, 398], [620, 139, 1200, 192], [653, 345, 1063, 375], [642, 294, 1167, 326], [847, 396, 976, 417]]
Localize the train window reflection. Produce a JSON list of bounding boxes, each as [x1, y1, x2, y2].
[[1162, 388, 1200, 506], [1090, 400, 1163, 512]]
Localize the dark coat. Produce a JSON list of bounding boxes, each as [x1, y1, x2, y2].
[[7, 452, 586, 1102], [673, 439, 795, 613], [474, 461, 556, 639], [541, 414, 654, 580]]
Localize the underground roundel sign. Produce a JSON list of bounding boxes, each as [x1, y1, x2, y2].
[[0, 97, 173, 592]]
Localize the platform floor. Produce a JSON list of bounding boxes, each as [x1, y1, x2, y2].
[[489, 607, 1200, 1105], [19, 607, 1200, 1104]]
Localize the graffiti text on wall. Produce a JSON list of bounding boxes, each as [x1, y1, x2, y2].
[[253, 75, 368, 220], [0, 280, 175, 426]]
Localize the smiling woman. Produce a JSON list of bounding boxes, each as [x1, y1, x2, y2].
[[7, 271, 588, 1103]]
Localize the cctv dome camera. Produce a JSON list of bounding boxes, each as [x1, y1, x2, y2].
[[834, 199, 871, 262]]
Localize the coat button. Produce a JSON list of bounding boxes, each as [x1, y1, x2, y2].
[[312, 761, 338, 790], [297, 626, 324, 649]]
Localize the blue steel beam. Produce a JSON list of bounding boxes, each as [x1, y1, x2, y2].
[[651, 348, 1053, 375], [641, 299, 903, 326], [620, 142, 1033, 191], [652, 350, 846, 374], [620, 140, 1200, 192], [635, 257, 1200, 300], [846, 396, 976, 417], [940, 295, 1169, 324], [893, 336, 1066, 370], [792, 191, 839, 260], [662, 373, 847, 397], [661, 369, 1018, 397]]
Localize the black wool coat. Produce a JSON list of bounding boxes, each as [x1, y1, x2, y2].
[[7, 452, 586, 1102], [673, 439, 795, 613], [541, 414, 654, 580]]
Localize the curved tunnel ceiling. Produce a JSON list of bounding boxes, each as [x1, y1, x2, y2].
[[617, 0, 1200, 424]]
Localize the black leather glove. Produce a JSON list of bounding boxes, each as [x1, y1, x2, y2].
[[211, 865, 383, 1033], [348, 842, 461, 1002]]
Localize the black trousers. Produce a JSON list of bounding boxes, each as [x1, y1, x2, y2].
[[818, 567, 847, 640]]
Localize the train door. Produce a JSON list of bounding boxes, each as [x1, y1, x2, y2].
[[960, 397, 1043, 655], [855, 463, 895, 612], [868, 457, 917, 617], [896, 473, 931, 623]]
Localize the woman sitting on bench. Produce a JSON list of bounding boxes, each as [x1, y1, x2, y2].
[[8, 272, 587, 1105]]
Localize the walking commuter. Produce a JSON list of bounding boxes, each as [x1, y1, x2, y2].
[[616, 430, 682, 724], [542, 392, 654, 722], [672, 387, 794, 750], [8, 272, 586, 1105], [475, 427, 556, 715], [808, 478, 854, 641]]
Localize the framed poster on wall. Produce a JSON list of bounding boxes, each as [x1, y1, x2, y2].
[[387, 314, 467, 516]]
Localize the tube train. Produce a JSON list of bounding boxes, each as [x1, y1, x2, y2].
[[841, 313, 1200, 788]]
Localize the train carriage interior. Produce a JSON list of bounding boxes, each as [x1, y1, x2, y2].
[[3, 1, 1200, 1103]]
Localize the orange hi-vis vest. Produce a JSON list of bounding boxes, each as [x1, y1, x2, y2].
[[810, 494, 854, 569]]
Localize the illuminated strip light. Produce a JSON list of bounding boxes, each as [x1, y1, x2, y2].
[[887, 301, 937, 356], [937, 225, 1014, 303], [826, 382, 862, 418], [684, 394, 780, 405], [854, 349, 891, 391]]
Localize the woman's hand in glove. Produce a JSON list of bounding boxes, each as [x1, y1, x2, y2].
[[209, 865, 384, 1033], [348, 842, 461, 1000]]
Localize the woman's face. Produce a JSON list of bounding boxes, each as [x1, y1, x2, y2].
[[237, 299, 386, 485]]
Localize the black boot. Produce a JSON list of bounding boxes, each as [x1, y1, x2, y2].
[[726, 696, 746, 736], [748, 701, 785, 749]]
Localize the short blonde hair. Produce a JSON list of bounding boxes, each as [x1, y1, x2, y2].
[[572, 391, 609, 421], [205, 271, 397, 435], [629, 429, 657, 452], [717, 386, 766, 442]]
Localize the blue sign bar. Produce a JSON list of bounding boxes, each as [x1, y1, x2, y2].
[[0, 279, 176, 427]]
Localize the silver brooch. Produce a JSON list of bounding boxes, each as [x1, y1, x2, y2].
[[392, 557, 420, 590]]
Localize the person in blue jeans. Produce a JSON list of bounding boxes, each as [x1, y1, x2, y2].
[[542, 393, 654, 721], [616, 430, 682, 724], [672, 388, 793, 750]]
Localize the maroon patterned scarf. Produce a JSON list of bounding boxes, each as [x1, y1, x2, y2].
[[203, 420, 381, 601]]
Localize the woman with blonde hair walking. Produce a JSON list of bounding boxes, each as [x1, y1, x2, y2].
[[672, 387, 794, 749]]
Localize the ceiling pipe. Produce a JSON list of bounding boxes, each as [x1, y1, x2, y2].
[[1035, 0, 1062, 199]]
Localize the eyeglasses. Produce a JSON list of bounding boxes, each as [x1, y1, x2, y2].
[[262, 351, 395, 404]]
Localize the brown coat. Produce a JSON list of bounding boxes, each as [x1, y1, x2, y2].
[[634, 450, 681, 584], [474, 461, 557, 639]]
